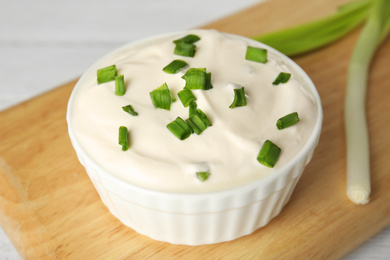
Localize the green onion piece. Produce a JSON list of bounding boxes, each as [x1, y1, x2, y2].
[[118, 126, 129, 151], [122, 104, 138, 116], [97, 65, 117, 84], [182, 68, 206, 89], [194, 108, 212, 126], [163, 59, 188, 74], [167, 117, 192, 140], [276, 112, 299, 130], [196, 171, 211, 182], [186, 115, 207, 135], [178, 89, 196, 107], [186, 109, 212, 135], [272, 72, 291, 85], [245, 46, 267, 63], [189, 101, 197, 117], [182, 68, 213, 90], [174, 42, 196, 57], [149, 83, 176, 110], [229, 87, 247, 108], [115, 74, 126, 96], [257, 140, 281, 168], [173, 34, 200, 44], [205, 72, 213, 90]]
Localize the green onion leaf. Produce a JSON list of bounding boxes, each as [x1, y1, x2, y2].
[[173, 34, 200, 44], [97, 65, 117, 84], [276, 112, 299, 130], [178, 89, 196, 107], [174, 42, 196, 57], [251, 0, 371, 57], [122, 104, 138, 116], [257, 140, 281, 168], [149, 83, 176, 110], [167, 117, 192, 140], [229, 87, 247, 108], [189, 101, 197, 117], [163, 59, 188, 74], [118, 126, 129, 151], [245, 46, 267, 63], [115, 74, 126, 96], [196, 171, 211, 182], [273, 72, 291, 85], [182, 68, 213, 90]]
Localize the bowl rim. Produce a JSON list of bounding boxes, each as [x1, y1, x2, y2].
[[66, 29, 323, 200]]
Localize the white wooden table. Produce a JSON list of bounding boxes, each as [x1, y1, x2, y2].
[[0, 0, 389, 259]]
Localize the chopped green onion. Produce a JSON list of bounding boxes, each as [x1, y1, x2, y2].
[[257, 140, 281, 168], [173, 34, 200, 44], [178, 89, 196, 107], [186, 109, 212, 135], [189, 101, 197, 117], [182, 68, 206, 89], [97, 65, 117, 84], [229, 87, 247, 108], [186, 115, 207, 135], [115, 74, 126, 96], [194, 108, 212, 126], [173, 34, 200, 57], [118, 126, 129, 151], [273, 72, 291, 85], [182, 68, 213, 90], [122, 104, 138, 116], [276, 112, 300, 129], [167, 117, 192, 140], [205, 72, 213, 90], [149, 83, 176, 110], [163, 59, 188, 74], [174, 42, 196, 57], [245, 46, 267, 63], [196, 171, 211, 182]]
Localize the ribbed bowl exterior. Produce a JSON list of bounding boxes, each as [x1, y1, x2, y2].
[[70, 135, 317, 245]]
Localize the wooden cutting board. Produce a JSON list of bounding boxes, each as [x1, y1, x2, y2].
[[1, 0, 389, 259]]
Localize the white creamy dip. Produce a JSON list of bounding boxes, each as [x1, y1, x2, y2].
[[68, 29, 318, 193]]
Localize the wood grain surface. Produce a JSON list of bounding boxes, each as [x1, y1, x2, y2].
[[1, 0, 390, 259]]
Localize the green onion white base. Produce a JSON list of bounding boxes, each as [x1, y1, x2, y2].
[[347, 186, 370, 205]]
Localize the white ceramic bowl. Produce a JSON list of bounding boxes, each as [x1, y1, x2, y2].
[[67, 31, 323, 245]]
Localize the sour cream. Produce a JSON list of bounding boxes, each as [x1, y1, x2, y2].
[[68, 29, 318, 193]]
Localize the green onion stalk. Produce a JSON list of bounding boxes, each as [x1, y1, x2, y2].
[[345, 0, 390, 204], [251, 0, 390, 204]]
